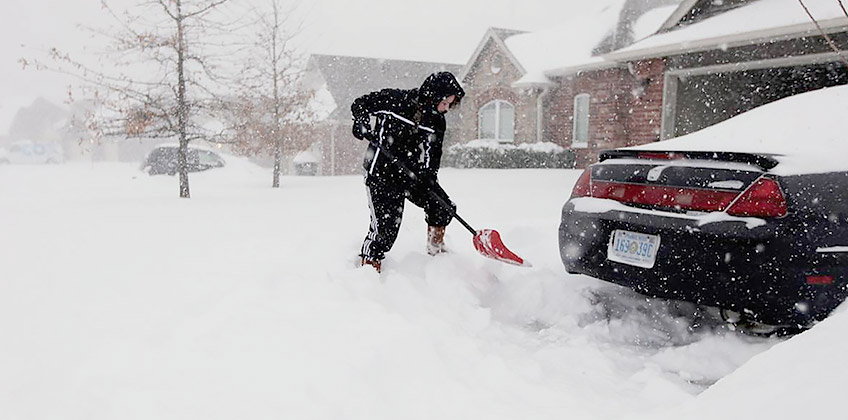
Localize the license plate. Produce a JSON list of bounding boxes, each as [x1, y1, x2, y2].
[[607, 230, 660, 268]]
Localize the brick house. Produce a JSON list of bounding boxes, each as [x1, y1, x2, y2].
[[457, 0, 681, 167], [605, 0, 848, 141], [457, 0, 847, 168]]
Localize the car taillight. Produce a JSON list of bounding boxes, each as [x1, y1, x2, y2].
[[636, 152, 684, 160], [806, 275, 834, 285], [726, 177, 788, 218], [571, 168, 592, 198]]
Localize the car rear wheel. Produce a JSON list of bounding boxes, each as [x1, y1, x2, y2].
[[719, 308, 804, 336]]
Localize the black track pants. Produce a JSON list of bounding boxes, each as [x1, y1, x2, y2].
[[360, 179, 454, 261]]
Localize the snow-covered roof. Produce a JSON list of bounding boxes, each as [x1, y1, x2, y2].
[[630, 85, 848, 176], [293, 149, 319, 164], [308, 83, 336, 122], [632, 5, 681, 41], [505, 1, 627, 87], [308, 55, 461, 121], [607, 0, 848, 61], [504, 1, 681, 86]]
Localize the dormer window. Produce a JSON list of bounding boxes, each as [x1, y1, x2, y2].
[[490, 55, 503, 75]]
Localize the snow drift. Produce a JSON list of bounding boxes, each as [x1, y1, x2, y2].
[[631, 85, 848, 176]]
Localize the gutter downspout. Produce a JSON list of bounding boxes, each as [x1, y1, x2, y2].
[[536, 87, 552, 143]]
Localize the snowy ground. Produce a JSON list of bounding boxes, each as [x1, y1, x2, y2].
[[1, 159, 840, 419]]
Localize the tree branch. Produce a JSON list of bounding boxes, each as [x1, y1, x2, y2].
[[797, 0, 848, 68], [183, 0, 229, 19]]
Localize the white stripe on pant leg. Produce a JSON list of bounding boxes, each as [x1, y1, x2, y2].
[[369, 148, 381, 174], [362, 184, 380, 258]]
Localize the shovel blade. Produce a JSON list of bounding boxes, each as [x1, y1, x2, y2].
[[472, 229, 531, 267]]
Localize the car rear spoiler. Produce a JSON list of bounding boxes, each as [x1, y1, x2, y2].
[[598, 150, 780, 171]]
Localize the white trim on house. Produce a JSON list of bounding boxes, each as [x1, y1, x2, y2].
[[459, 28, 527, 83], [659, 51, 848, 140], [605, 17, 848, 62], [572, 93, 590, 148], [510, 74, 558, 89], [660, 73, 679, 140], [666, 50, 848, 77]]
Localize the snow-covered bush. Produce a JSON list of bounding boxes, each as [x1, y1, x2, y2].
[[442, 140, 575, 169]]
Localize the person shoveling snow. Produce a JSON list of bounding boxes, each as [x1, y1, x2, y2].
[[351, 71, 529, 272]]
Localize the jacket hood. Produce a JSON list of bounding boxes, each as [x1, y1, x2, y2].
[[418, 72, 465, 112]]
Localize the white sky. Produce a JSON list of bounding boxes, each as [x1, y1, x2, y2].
[[0, 0, 606, 135]]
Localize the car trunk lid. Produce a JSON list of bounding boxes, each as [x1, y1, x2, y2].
[[573, 150, 787, 218]]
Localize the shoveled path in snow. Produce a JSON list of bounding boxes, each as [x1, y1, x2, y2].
[[0, 161, 778, 419]]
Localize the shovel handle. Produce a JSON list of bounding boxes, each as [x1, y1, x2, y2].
[[423, 183, 477, 236], [365, 137, 477, 236]]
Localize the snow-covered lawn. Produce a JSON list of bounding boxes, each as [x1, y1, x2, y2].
[[1, 161, 840, 419]]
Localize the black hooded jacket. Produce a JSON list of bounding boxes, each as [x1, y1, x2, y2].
[[351, 72, 465, 191]]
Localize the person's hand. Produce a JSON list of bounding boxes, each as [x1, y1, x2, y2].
[[420, 170, 437, 187], [352, 118, 373, 141]]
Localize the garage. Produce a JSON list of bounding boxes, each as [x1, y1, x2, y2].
[[667, 58, 847, 137]]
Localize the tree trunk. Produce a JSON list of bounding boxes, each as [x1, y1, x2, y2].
[[176, 0, 191, 198], [271, 0, 283, 188], [272, 138, 282, 188]]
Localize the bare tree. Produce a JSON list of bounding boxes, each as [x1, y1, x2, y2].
[[233, 0, 317, 187], [797, 0, 848, 68], [23, 0, 238, 198]]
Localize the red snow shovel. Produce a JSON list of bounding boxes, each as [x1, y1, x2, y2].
[[367, 139, 531, 267]]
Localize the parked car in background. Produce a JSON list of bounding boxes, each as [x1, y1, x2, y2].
[[141, 144, 226, 175], [0, 140, 64, 164], [559, 86, 848, 330]]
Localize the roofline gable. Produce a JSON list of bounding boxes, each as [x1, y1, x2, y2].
[[459, 27, 527, 83], [658, 0, 700, 31]]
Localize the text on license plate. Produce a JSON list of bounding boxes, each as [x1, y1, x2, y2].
[[607, 230, 661, 269]]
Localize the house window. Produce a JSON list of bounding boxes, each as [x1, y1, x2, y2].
[[572, 93, 590, 148], [478, 100, 514, 142]]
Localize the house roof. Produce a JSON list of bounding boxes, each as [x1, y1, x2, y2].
[[656, 0, 755, 31], [606, 0, 848, 61], [656, 0, 700, 31], [501, 0, 681, 87], [458, 27, 529, 84], [308, 54, 462, 121], [506, 1, 628, 87]]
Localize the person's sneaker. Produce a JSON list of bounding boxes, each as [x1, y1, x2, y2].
[[426, 225, 447, 256], [360, 257, 382, 273]]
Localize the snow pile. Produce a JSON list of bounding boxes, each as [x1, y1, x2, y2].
[[0, 163, 782, 419], [455, 139, 565, 153], [646, 304, 848, 420], [631, 85, 848, 175], [444, 140, 572, 168]]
